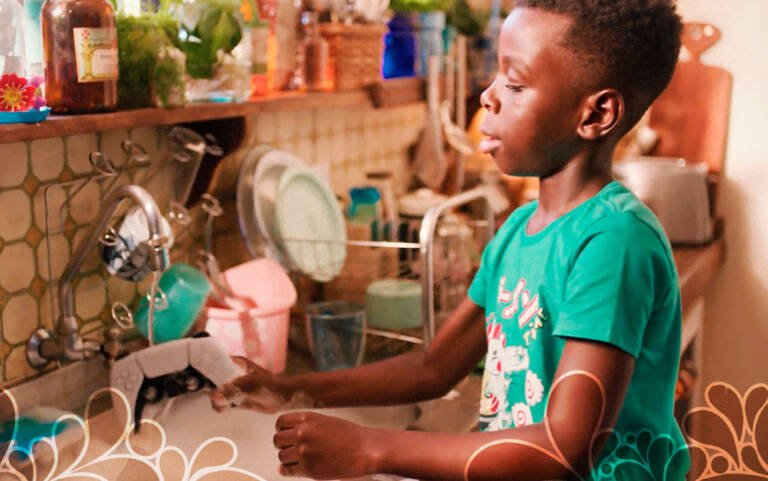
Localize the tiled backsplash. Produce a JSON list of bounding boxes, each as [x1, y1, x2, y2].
[[0, 101, 426, 386]]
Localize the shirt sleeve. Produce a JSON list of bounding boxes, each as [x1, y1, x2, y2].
[[553, 213, 669, 358]]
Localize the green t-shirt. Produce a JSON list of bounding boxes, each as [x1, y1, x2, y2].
[[468, 181, 689, 480]]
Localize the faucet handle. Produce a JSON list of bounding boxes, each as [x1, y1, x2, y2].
[[101, 326, 123, 364]]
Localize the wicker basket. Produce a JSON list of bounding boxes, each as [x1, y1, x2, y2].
[[320, 23, 387, 91]]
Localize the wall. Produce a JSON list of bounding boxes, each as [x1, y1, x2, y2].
[[0, 101, 426, 386], [675, 0, 768, 390]]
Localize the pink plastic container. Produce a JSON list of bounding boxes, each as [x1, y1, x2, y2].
[[202, 258, 297, 373]]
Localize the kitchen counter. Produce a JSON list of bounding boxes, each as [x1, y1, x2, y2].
[[673, 234, 725, 351], [673, 238, 724, 314]]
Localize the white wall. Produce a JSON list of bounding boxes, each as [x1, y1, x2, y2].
[[675, 0, 768, 390]]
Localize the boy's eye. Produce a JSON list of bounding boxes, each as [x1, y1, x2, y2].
[[505, 83, 524, 93]]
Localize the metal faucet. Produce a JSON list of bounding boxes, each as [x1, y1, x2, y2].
[[419, 186, 494, 346], [27, 185, 171, 369]]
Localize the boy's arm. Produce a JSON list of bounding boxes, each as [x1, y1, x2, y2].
[[219, 296, 488, 408], [273, 338, 634, 481]]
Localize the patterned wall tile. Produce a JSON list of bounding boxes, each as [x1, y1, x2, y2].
[[0, 189, 32, 241], [314, 136, 333, 166], [30, 138, 65, 182], [294, 138, 314, 165], [295, 110, 314, 139], [66, 134, 98, 176], [254, 111, 277, 144], [98, 129, 132, 168], [5, 345, 36, 382], [38, 288, 55, 331], [70, 226, 103, 273], [36, 233, 70, 281], [1, 294, 38, 345], [0, 242, 35, 293], [69, 181, 102, 226], [33, 185, 67, 233], [0, 142, 28, 188], [74, 273, 107, 321], [275, 109, 297, 142]]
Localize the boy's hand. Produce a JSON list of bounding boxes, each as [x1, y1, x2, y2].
[[209, 356, 289, 413], [273, 411, 381, 479]]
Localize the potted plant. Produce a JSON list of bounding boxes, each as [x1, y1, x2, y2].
[[173, 0, 257, 101], [116, 5, 186, 108]]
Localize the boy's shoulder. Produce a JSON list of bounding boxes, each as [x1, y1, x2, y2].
[[578, 181, 670, 250], [495, 181, 673, 258]]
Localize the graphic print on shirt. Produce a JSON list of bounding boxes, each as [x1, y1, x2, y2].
[[479, 277, 547, 431]]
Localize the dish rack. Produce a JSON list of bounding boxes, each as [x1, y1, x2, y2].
[[282, 186, 494, 351]]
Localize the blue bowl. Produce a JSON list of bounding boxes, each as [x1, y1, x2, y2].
[[0, 107, 50, 124]]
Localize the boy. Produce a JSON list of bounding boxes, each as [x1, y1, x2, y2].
[[213, 1, 687, 479]]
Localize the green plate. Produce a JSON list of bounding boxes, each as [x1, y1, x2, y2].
[[274, 165, 346, 282]]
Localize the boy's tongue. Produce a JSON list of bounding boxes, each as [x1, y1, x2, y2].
[[479, 137, 503, 154]]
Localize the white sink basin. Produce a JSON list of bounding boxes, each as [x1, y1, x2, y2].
[[142, 392, 420, 481]]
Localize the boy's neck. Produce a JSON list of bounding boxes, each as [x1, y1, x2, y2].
[[527, 152, 613, 234]]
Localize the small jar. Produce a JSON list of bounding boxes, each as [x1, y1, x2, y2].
[[41, 0, 118, 114], [300, 11, 330, 91]]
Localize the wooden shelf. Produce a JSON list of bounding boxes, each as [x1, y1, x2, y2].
[[0, 89, 371, 144]]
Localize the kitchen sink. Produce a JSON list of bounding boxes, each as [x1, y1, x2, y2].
[[6, 375, 480, 481]]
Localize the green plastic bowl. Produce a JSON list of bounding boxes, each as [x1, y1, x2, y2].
[[135, 263, 211, 343]]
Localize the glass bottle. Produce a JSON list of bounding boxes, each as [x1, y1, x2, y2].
[[300, 10, 329, 92], [41, 0, 118, 114], [0, 0, 26, 76], [23, 0, 45, 79]]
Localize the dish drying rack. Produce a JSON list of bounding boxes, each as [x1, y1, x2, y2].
[[281, 186, 494, 350]]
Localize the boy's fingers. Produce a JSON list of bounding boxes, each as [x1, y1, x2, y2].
[[278, 446, 301, 465], [279, 462, 301, 478], [272, 428, 296, 449], [275, 412, 308, 431]]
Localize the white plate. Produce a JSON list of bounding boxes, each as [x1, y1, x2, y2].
[[274, 165, 346, 282], [236, 146, 300, 264]]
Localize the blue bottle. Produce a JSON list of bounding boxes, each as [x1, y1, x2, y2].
[[382, 13, 416, 79], [417, 10, 445, 76]]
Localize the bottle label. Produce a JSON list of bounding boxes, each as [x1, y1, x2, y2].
[[73, 27, 119, 83]]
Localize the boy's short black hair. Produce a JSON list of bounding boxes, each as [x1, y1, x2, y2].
[[515, 0, 683, 128]]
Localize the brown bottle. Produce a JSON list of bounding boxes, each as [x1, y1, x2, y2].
[[41, 0, 118, 114]]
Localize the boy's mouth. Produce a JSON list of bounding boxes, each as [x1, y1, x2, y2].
[[479, 135, 503, 154]]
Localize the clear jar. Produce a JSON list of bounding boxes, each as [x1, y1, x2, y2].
[[41, 0, 118, 113], [0, 0, 26, 76]]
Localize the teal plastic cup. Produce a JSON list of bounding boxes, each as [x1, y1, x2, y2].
[[135, 263, 211, 343]]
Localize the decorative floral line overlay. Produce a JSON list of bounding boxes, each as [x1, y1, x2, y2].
[[465, 375, 768, 481], [0, 387, 267, 481], [1, 380, 767, 480]]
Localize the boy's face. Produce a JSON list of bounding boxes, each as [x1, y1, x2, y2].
[[479, 8, 590, 177]]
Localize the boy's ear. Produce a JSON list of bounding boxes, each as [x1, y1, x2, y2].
[[577, 89, 624, 141]]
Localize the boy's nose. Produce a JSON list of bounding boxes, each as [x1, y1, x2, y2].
[[480, 83, 500, 114]]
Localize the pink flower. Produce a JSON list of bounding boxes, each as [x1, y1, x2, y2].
[[29, 75, 44, 87]]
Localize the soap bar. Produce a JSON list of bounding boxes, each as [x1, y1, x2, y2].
[[366, 279, 421, 330]]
